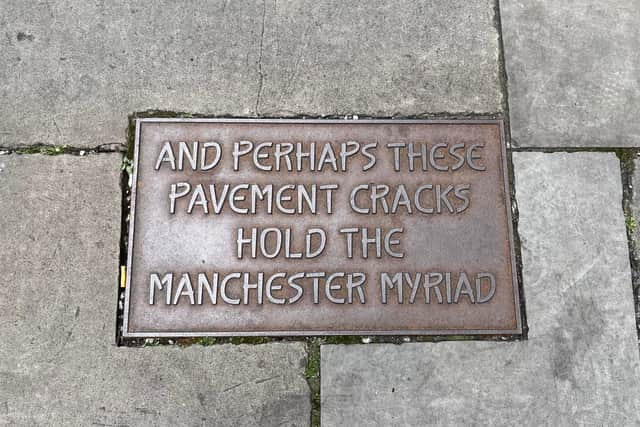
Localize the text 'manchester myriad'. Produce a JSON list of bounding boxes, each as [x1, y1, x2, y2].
[[123, 119, 521, 337]]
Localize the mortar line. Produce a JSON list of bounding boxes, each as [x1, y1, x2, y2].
[[494, 0, 511, 138], [511, 146, 638, 153], [493, 0, 529, 338], [122, 109, 506, 120], [0, 144, 126, 156], [254, 0, 267, 116], [305, 339, 321, 427], [616, 150, 640, 344]]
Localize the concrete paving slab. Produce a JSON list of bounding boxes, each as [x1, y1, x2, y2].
[[0, 154, 310, 426], [257, 0, 502, 117], [501, 0, 640, 147], [0, 0, 502, 149], [321, 152, 640, 426], [516, 152, 633, 340]]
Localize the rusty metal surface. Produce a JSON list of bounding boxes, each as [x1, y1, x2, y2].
[[123, 119, 521, 337]]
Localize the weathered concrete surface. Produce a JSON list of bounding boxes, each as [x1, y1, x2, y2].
[[258, 1, 502, 116], [501, 1, 640, 147], [0, 154, 309, 426], [0, 0, 502, 149], [518, 152, 634, 339], [322, 152, 640, 426]]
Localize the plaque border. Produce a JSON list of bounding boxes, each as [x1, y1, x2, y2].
[[122, 118, 522, 338]]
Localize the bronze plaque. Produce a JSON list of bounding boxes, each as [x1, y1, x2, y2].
[[123, 119, 521, 337]]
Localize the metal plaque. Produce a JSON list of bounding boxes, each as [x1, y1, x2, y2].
[[123, 119, 521, 337]]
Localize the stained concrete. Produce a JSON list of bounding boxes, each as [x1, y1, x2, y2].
[[0, 0, 502, 149], [321, 152, 640, 426], [500, 0, 640, 147], [0, 154, 309, 426]]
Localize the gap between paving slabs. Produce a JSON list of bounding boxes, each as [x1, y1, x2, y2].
[[0, 143, 125, 156]]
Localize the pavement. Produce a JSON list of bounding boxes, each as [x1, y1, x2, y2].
[[1, 1, 640, 426]]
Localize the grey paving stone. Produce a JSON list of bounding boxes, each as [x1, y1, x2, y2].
[[0, 154, 310, 426], [0, 0, 502, 149], [321, 152, 640, 426], [257, 0, 502, 116], [501, 0, 640, 147], [517, 152, 634, 340], [0, 154, 122, 351]]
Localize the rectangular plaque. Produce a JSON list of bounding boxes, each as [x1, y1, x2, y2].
[[123, 119, 522, 337]]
